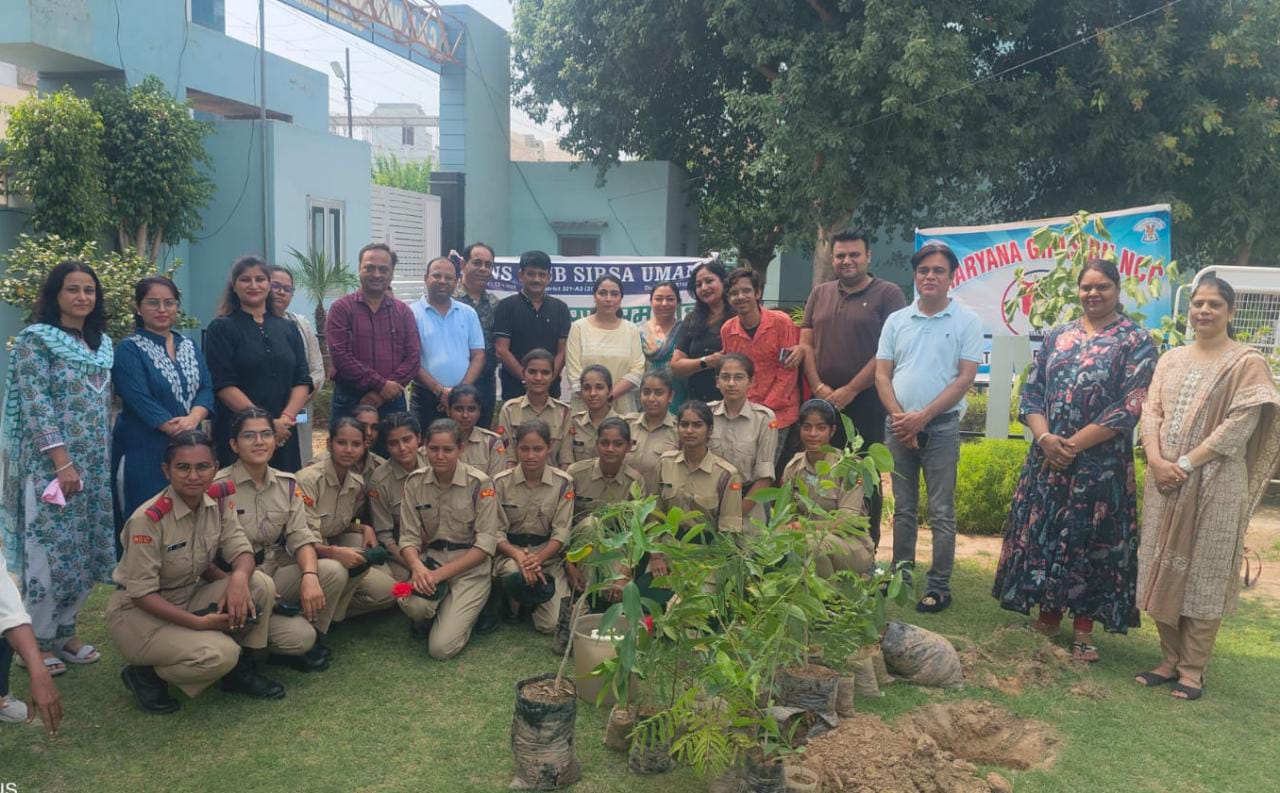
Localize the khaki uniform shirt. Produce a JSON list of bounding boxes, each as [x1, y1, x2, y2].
[[462, 426, 507, 478], [559, 408, 622, 467], [398, 463, 500, 556], [214, 462, 316, 568], [657, 450, 743, 534], [296, 459, 367, 541], [625, 412, 678, 494], [497, 395, 571, 465], [113, 486, 254, 607], [493, 466, 574, 548], [567, 458, 644, 525], [780, 452, 865, 519], [709, 400, 778, 483], [367, 454, 426, 544]]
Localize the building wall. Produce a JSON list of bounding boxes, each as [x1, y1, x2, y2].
[[769, 232, 918, 309], [508, 161, 696, 257]]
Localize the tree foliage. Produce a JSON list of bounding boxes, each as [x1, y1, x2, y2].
[[285, 245, 358, 348], [1, 87, 107, 243], [0, 234, 193, 342], [372, 152, 434, 194], [93, 76, 214, 261]]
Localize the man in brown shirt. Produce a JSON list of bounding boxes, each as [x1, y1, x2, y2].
[[799, 228, 906, 548]]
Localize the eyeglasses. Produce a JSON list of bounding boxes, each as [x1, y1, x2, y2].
[[270, 283, 295, 294], [237, 430, 275, 442], [170, 462, 216, 475], [141, 299, 180, 310], [717, 373, 749, 383]]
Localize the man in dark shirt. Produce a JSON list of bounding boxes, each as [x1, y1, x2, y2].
[[799, 228, 907, 548], [493, 250, 572, 400], [325, 242, 421, 429], [452, 241, 502, 427]]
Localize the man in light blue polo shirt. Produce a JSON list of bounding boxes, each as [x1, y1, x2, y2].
[[875, 242, 982, 614], [411, 256, 486, 426]]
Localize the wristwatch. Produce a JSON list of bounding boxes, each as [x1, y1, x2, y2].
[[698, 356, 709, 370], [1176, 455, 1194, 474]]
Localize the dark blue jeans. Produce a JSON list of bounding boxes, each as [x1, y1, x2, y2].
[[0, 636, 12, 698]]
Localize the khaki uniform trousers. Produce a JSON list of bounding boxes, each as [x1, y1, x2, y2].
[[265, 558, 348, 655], [1156, 616, 1222, 684], [106, 571, 275, 697], [332, 532, 397, 619], [397, 546, 492, 660], [494, 543, 570, 634], [814, 534, 875, 579]]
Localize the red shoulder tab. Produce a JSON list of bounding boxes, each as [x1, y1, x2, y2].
[[145, 495, 173, 522], [207, 480, 236, 500]]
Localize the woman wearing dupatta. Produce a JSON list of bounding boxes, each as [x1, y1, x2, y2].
[[1136, 276, 1280, 701], [111, 277, 215, 531], [0, 262, 115, 675], [636, 281, 686, 411], [992, 260, 1158, 660]]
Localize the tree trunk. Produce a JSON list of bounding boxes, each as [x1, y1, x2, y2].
[[1233, 237, 1253, 267], [314, 303, 330, 373], [150, 227, 163, 266], [811, 223, 837, 288], [737, 244, 776, 289]]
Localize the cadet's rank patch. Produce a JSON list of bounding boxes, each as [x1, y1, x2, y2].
[[564, 490, 575, 500], [300, 493, 315, 507], [729, 481, 742, 491], [769, 419, 780, 429], [496, 425, 506, 435], [479, 487, 496, 498]]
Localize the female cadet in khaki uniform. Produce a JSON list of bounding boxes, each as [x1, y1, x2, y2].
[[107, 431, 283, 714], [449, 385, 506, 478], [778, 399, 874, 577], [396, 419, 501, 660], [492, 420, 575, 633], [296, 418, 395, 623], [496, 348, 570, 466], [559, 364, 623, 467], [566, 417, 644, 594], [709, 354, 777, 525], [625, 370, 679, 493], [367, 412, 426, 583], [214, 407, 345, 672]]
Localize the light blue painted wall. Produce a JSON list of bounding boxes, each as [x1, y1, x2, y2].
[[509, 161, 695, 257], [772, 233, 917, 308]]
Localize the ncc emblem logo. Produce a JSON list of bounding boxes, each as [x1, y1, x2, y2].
[[1133, 217, 1167, 244]]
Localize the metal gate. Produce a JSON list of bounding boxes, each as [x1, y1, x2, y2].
[[371, 184, 441, 300], [1174, 265, 1280, 372]]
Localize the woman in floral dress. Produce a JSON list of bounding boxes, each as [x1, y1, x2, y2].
[[992, 259, 1158, 660], [0, 261, 115, 676]]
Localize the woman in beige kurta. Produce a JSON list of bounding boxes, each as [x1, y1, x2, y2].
[[564, 275, 645, 414], [1136, 276, 1280, 700]]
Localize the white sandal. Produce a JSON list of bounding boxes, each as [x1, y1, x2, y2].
[[54, 643, 100, 665], [14, 654, 67, 676]]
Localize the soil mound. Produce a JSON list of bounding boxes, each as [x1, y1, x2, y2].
[[906, 701, 1060, 771], [956, 625, 1075, 695], [801, 702, 1059, 791]]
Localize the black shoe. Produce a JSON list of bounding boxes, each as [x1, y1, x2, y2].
[[121, 665, 180, 714], [311, 638, 332, 662], [266, 647, 330, 673], [409, 619, 433, 643], [474, 595, 501, 635], [220, 656, 286, 699]]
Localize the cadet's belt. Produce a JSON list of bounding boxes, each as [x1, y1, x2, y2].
[[506, 533, 548, 548], [428, 539, 474, 552], [214, 548, 265, 572]]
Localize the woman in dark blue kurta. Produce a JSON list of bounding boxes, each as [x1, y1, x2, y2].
[[993, 260, 1158, 650], [111, 278, 214, 532]]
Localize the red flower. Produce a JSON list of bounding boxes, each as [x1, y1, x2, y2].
[[392, 582, 414, 599], [643, 615, 654, 635]]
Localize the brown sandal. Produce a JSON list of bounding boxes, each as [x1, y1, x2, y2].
[[1071, 633, 1100, 663]]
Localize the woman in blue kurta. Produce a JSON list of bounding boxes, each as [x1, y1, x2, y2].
[[992, 259, 1158, 659], [0, 261, 115, 675], [111, 277, 214, 534]]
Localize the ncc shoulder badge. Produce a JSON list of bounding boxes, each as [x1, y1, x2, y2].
[[300, 492, 315, 508], [144, 495, 174, 522], [479, 487, 496, 498], [729, 481, 742, 491], [131, 534, 153, 544]]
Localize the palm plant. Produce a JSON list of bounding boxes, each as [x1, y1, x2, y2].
[[286, 246, 358, 354]]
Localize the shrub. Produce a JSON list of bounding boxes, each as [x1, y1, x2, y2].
[[0, 233, 193, 343]]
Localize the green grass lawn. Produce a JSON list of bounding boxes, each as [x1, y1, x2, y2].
[[4, 557, 1279, 793]]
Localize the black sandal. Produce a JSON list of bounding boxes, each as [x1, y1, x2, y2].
[[1171, 681, 1203, 701], [916, 591, 952, 613], [1134, 670, 1177, 687]]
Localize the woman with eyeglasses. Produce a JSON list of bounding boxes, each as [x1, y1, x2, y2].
[[112, 276, 216, 541], [268, 265, 325, 465], [204, 256, 313, 473]]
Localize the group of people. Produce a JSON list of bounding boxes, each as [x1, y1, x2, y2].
[[1, 230, 1276, 732]]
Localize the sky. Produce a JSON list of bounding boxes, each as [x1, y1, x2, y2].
[[223, 0, 559, 141]]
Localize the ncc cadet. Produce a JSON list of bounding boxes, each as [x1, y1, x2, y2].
[[315, 403, 387, 497], [214, 407, 345, 673], [367, 412, 427, 582], [449, 385, 506, 477], [779, 399, 874, 577], [296, 417, 396, 623], [625, 370, 679, 493], [658, 400, 744, 537], [396, 419, 501, 660], [559, 365, 623, 467], [490, 420, 575, 634], [708, 354, 778, 523], [496, 348, 570, 465], [566, 417, 645, 597], [106, 431, 283, 714]]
